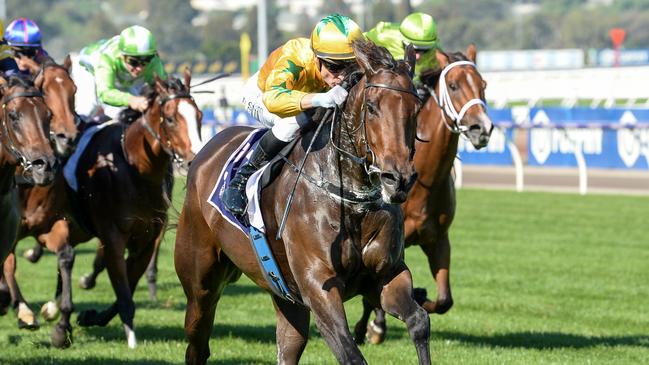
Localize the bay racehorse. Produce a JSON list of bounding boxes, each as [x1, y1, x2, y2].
[[354, 45, 493, 344], [175, 40, 430, 364], [0, 74, 57, 294], [0, 56, 83, 346], [0, 70, 200, 349]]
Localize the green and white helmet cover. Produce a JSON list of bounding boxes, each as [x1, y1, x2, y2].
[[118, 25, 157, 56], [399, 12, 438, 50]]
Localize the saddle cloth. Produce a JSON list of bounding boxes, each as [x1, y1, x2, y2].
[[63, 120, 120, 192], [208, 128, 269, 235]]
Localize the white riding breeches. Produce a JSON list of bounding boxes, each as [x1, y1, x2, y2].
[[241, 71, 300, 142]]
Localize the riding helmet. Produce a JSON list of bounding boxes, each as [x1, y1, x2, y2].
[[310, 14, 364, 60], [4, 18, 42, 47], [400, 12, 438, 50], [118, 25, 158, 56]]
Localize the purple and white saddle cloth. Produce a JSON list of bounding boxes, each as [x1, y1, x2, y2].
[[207, 128, 269, 235]]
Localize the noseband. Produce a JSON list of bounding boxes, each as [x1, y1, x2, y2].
[[428, 60, 486, 134], [0, 89, 46, 172]]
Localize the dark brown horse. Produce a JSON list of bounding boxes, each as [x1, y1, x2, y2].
[[0, 70, 200, 349], [0, 74, 57, 289], [354, 45, 493, 344], [175, 40, 430, 364]]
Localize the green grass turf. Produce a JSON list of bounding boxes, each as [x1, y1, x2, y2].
[[1, 185, 648, 364]]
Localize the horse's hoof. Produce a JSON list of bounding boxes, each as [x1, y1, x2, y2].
[[412, 287, 428, 305], [17, 303, 39, 330], [79, 274, 96, 290], [23, 247, 43, 263], [40, 301, 60, 321], [124, 323, 137, 349], [77, 309, 99, 327], [366, 320, 386, 345], [51, 323, 72, 349]]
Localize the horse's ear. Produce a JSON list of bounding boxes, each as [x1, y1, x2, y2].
[[154, 74, 166, 92], [352, 40, 375, 75], [183, 67, 191, 89], [63, 54, 73, 73], [466, 44, 477, 63], [404, 44, 416, 78], [435, 49, 449, 68]]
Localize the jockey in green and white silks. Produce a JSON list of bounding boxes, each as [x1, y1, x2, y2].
[[365, 12, 440, 89], [73, 25, 167, 119]]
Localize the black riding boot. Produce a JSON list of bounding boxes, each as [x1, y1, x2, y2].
[[222, 129, 288, 215]]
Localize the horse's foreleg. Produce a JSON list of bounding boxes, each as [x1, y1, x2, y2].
[[273, 296, 310, 365], [145, 233, 162, 302], [79, 244, 105, 290], [51, 243, 75, 348], [3, 252, 39, 330], [306, 275, 367, 364], [22, 243, 43, 263], [381, 265, 430, 365], [420, 233, 453, 314]]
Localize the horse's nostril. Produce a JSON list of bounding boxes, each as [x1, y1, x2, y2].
[[31, 158, 46, 168], [380, 172, 399, 188], [56, 133, 68, 141], [469, 124, 482, 132]]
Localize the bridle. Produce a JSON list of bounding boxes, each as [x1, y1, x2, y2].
[[427, 60, 487, 134], [139, 90, 195, 165], [334, 72, 421, 179], [0, 87, 46, 172]]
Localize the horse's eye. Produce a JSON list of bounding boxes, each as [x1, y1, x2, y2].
[[366, 102, 378, 116], [165, 116, 175, 126], [448, 82, 458, 91]]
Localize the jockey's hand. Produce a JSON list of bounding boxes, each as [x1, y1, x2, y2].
[[311, 85, 348, 108], [128, 96, 149, 112]]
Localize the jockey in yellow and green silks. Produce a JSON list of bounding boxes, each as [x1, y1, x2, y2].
[[365, 12, 440, 90], [223, 13, 364, 216]]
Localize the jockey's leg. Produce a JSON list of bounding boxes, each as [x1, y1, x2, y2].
[[222, 125, 293, 216]]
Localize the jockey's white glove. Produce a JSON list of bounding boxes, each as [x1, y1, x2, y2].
[[311, 85, 348, 108]]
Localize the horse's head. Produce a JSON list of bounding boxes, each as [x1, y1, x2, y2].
[[344, 40, 421, 204], [0, 75, 57, 185], [25, 55, 79, 158], [424, 45, 492, 149], [149, 68, 203, 170]]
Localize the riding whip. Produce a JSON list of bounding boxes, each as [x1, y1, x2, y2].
[[189, 72, 230, 89]]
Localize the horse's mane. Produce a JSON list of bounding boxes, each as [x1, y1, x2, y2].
[[419, 50, 469, 88], [117, 76, 186, 124], [352, 39, 412, 76], [41, 57, 61, 70]]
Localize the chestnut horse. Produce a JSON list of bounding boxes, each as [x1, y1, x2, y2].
[[354, 46, 493, 344], [0, 71, 200, 349], [0, 74, 57, 285], [175, 40, 430, 364]]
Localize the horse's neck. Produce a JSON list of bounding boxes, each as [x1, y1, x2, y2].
[[0, 149, 16, 194], [123, 111, 170, 181], [415, 98, 459, 187]]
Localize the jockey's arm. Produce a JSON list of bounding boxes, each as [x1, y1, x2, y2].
[[94, 54, 132, 107]]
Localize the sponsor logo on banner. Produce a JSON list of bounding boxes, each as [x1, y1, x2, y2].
[[530, 110, 552, 164], [617, 111, 649, 167]]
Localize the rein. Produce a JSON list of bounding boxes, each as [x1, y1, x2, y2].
[[427, 60, 486, 134], [0, 89, 45, 172]]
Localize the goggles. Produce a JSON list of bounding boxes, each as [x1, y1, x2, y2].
[[12, 47, 38, 58], [319, 58, 354, 75], [124, 54, 155, 68]]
